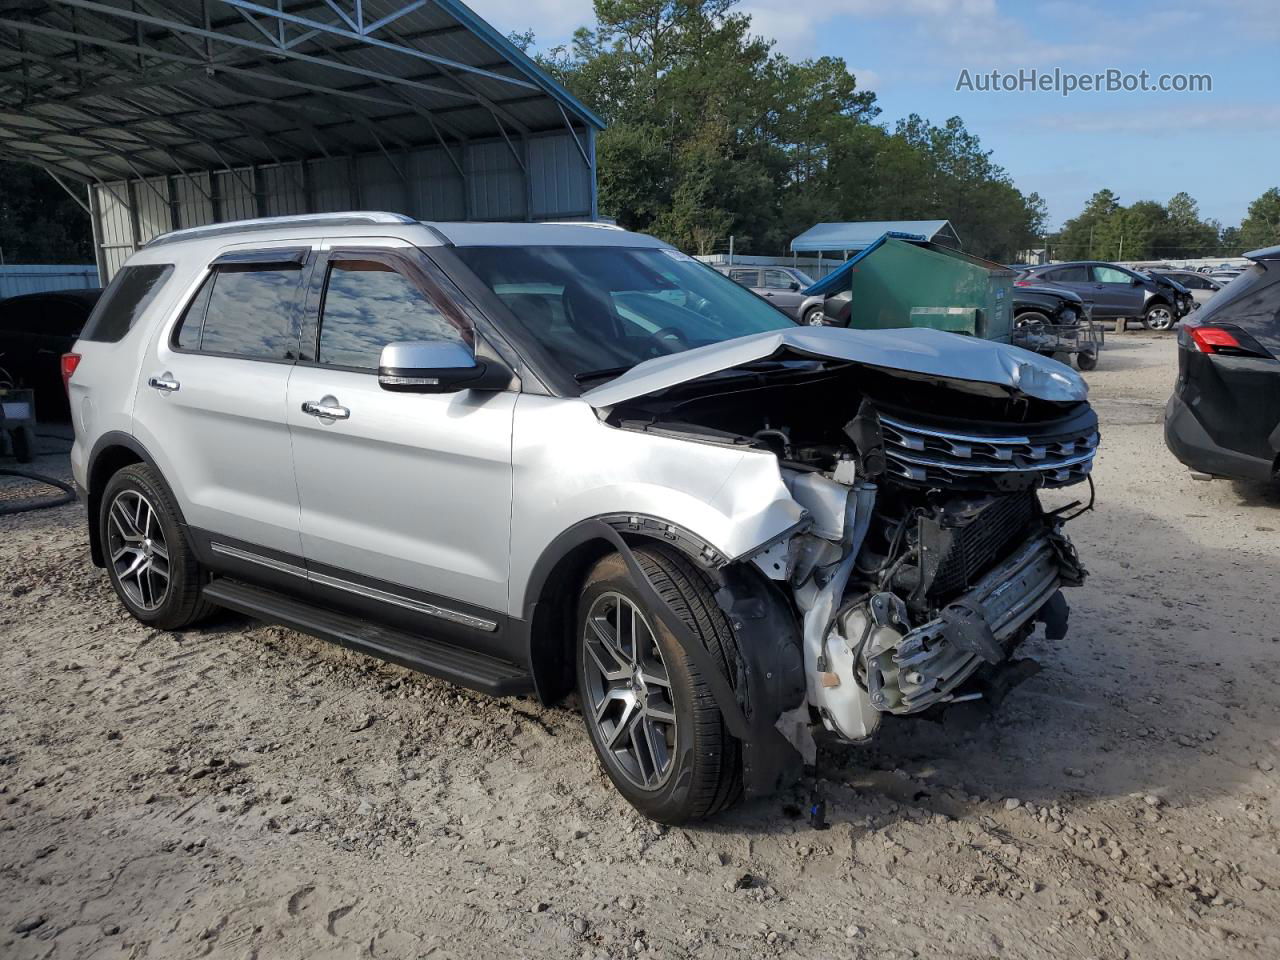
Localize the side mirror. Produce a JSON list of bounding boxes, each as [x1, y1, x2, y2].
[[377, 341, 511, 394], [1131, 278, 1143, 286], [789, 281, 801, 291]]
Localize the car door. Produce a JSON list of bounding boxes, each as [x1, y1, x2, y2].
[[761, 268, 806, 318], [132, 243, 313, 560], [1092, 264, 1144, 317], [1039, 265, 1097, 310], [285, 239, 516, 632]]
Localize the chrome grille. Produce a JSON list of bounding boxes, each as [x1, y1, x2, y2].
[[880, 414, 1098, 489]]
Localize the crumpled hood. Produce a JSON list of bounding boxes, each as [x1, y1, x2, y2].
[[581, 326, 1088, 408]]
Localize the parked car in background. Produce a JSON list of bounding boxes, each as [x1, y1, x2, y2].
[[68, 213, 1096, 823], [1165, 245, 1280, 484], [1209, 269, 1243, 285], [716, 265, 825, 325], [1017, 261, 1191, 330], [1154, 270, 1225, 306], [0, 287, 102, 421]]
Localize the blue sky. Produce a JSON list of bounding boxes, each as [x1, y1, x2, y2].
[[472, 0, 1278, 230]]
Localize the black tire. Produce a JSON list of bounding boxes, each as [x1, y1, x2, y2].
[[576, 545, 742, 823], [99, 463, 216, 630], [1014, 310, 1051, 328], [1076, 350, 1098, 371], [803, 305, 825, 326], [1143, 301, 1175, 331]]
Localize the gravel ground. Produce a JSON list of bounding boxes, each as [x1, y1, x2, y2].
[[2, 332, 1278, 959]]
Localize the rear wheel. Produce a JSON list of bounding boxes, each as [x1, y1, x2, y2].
[[1143, 302, 1175, 331], [1077, 350, 1098, 371], [99, 464, 216, 630], [576, 546, 742, 823]]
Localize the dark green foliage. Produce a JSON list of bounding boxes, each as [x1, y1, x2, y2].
[[535, 0, 1045, 261], [0, 162, 92, 263]]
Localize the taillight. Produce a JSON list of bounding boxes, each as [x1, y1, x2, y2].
[[60, 352, 81, 394], [1185, 325, 1270, 359], [1014, 279, 1034, 287]]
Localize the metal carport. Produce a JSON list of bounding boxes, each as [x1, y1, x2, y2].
[[0, 1, 604, 280], [790, 220, 961, 257]]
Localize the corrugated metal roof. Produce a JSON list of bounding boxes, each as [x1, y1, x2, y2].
[[0, 0, 602, 184], [791, 220, 961, 253]]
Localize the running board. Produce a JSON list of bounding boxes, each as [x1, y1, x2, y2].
[[202, 578, 534, 697]]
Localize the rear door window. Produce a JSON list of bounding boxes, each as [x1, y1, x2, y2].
[[1047, 266, 1089, 282], [317, 259, 463, 371], [79, 264, 173, 342], [727, 269, 759, 287], [173, 265, 304, 360]]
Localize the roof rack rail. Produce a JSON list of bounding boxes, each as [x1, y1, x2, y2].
[[144, 211, 416, 248]]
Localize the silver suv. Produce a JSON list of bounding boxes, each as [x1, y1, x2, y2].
[[67, 212, 1096, 823]]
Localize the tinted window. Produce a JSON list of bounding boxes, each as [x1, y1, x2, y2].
[[1093, 265, 1132, 284], [1047, 266, 1089, 282], [173, 275, 214, 351], [191, 267, 303, 359], [318, 260, 462, 370], [453, 245, 795, 383], [79, 264, 173, 342]]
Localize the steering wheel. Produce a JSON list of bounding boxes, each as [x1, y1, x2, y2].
[[650, 325, 691, 348]]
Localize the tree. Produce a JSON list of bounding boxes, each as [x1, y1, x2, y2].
[[1053, 189, 1121, 260], [0, 163, 93, 263], [1239, 188, 1280, 252], [535, 0, 1045, 260]]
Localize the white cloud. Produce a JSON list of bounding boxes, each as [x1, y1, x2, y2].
[[465, 0, 595, 47]]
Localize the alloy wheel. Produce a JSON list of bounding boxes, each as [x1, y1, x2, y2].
[[106, 489, 171, 611], [581, 591, 678, 790], [1146, 306, 1174, 330]]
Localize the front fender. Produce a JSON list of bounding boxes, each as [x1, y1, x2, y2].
[[508, 395, 804, 615]]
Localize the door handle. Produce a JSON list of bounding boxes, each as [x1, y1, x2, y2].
[[301, 398, 350, 421], [147, 374, 180, 392]]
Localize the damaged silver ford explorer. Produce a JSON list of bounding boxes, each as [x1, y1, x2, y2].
[[70, 216, 1094, 824]]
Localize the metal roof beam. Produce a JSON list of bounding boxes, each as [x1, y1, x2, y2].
[[44, 0, 516, 103], [211, 0, 538, 90], [0, 17, 474, 113]]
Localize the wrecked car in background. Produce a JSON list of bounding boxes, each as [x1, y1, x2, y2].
[[70, 215, 1096, 825]]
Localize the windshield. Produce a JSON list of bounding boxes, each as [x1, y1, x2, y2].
[[452, 245, 796, 382]]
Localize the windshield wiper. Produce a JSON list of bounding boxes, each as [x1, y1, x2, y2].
[[574, 364, 634, 384]]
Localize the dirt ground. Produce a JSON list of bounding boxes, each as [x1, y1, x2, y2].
[[2, 332, 1278, 960]]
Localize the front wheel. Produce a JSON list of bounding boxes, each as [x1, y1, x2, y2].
[[1076, 350, 1098, 371], [576, 546, 742, 823], [99, 463, 216, 630], [803, 305, 826, 326], [1143, 302, 1175, 331]]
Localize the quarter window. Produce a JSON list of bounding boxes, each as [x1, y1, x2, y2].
[[79, 264, 174, 343], [317, 259, 462, 370]]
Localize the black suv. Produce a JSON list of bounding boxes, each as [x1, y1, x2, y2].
[[1165, 245, 1280, 483], [1018, 261, 1191, 330]]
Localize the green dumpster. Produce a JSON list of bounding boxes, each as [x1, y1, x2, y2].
[[805, 234, 1015, 343]]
